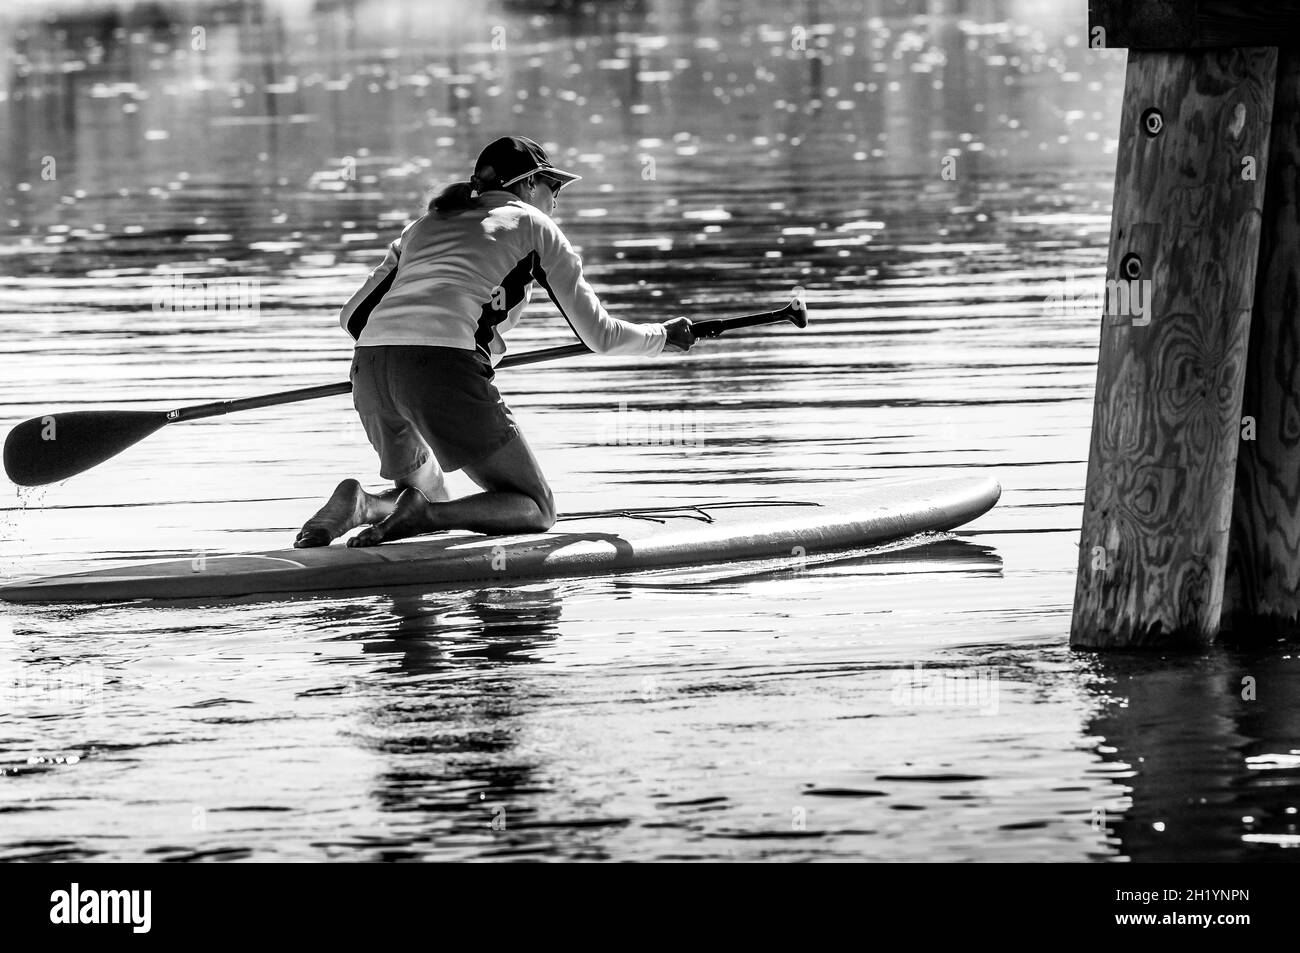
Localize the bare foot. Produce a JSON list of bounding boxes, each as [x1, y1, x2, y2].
[[295, 479, 372, 548], [348, 487, 440, 547]]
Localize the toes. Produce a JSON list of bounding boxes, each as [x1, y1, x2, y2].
[[294, 522, 335, 548], [347, 528, 381, 548]]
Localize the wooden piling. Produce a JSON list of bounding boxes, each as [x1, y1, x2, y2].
[[1070, 46, 1277, 649], [1223, 50, 1300, 640], [1090, 1, 1300, 50]]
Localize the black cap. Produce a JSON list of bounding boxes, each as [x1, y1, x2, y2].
[[470, 136, 582, 193]]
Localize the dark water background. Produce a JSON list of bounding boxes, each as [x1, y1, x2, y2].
[[1, 0, 1298, 861]]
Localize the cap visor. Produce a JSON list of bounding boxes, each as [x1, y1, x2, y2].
[[541, 166, 582, 185]]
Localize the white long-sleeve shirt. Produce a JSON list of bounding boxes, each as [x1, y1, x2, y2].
[[339, 191, 667, 362]]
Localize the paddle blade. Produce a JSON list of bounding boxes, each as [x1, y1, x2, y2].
[[787, 301, 809, 328], [4, 411, 169, 486]]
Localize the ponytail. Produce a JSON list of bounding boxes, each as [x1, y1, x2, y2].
[[429, 179, 477, 214], [428, 171, 533, 214]]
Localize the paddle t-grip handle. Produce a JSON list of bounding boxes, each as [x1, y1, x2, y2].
[[690, 301, 808, 339]]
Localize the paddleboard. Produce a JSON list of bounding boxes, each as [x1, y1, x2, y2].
[[0, 475, 1000, 604]]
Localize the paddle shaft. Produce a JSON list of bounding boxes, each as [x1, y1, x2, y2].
[[168, 306, 800, 423], [169, 343, 591, 422], [3, 302, 810, 487]]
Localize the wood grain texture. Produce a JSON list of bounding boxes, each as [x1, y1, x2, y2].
[[1223, 50, 1300, 640], [1071, 48, 1277, 649], [1092, 0, 1300, 49]]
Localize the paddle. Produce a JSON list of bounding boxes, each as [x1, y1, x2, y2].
[[4, 302, 808, 486]]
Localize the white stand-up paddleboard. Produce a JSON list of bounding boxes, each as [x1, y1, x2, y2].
[[0, 475, 1000, 604]]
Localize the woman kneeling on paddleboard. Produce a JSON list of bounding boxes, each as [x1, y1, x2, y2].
[[296, 135, 695, 547]]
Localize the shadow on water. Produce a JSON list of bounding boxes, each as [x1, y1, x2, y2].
[[310, 584, 586, 860], [1082, 649, 1300, 862], [272, 536, 1007, 860], [351, 586, 564, 674]]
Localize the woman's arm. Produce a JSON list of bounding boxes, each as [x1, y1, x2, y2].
[[530, 213, 669, 356]]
